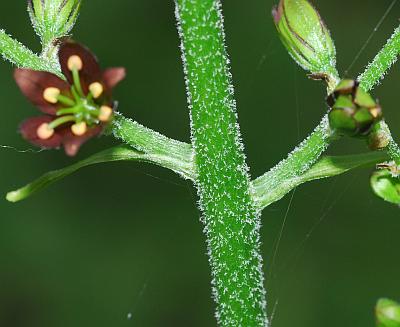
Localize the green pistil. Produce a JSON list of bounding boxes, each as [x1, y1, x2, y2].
[[72, 68, 84, 97], [87, 92, 93, 101], [56, 94, 75, 107], [83, 101, 98, 113], [53, 69, 107, 128], [88, 108, 100, 116], [56, 105, 81, 116], [48, 115, 76, 129], [71, 86, 81, 102], [55, 99, 100, 124]]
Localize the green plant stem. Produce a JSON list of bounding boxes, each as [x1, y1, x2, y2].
[[175, 0, 267, 326], [388, 138, 400, 164], [358, 24, 400, 92], [110, 113, 195, 179], [0, 30, 60, 76], [252, 115, 333, 209], [381, 121, 400, 164], [356, 23, 400, 163]]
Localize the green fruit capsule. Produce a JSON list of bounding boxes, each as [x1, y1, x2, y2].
[[327, 79, 382, 137]]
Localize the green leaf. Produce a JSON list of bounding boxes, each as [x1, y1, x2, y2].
[[301, 152, 388, 181], [6, 143, 196, 203], [377, 299, 400, 327], [6, 146, 146, 203], [252, 151, 388, 209], [371, 170, 400, 205]]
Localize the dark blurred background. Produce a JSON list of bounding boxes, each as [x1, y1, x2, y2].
[[0, 1, 399, 326]]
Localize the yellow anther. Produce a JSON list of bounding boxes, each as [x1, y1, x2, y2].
[[37, 123, 54, 140], [71, 122, 87, 136], [67, 55, 83, 71], [99, 105, 113, 122], [370, 107, 381, 118], [43, 87, 61, 104], [89, 82, 104, 98]]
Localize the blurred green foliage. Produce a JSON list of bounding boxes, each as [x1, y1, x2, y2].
[[0, 1, 399, 326]]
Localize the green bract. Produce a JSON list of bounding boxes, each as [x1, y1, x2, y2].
[[272, 0, 338, 85], [371, 169, 400, 205], [327, 80, 382, 137], [376, 299, 400, 327], [28, 0, 81, 49]]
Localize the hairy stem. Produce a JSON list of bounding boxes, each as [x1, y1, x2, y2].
[[252, 116, 333, 209], [381, 121, 400, 164], [175, 0, 267, 326], [0, 30, 60, 76], [111, 113, 195, 179], [358, 24, 400, 91], [388, 137, 400, 164], [355, 24, 400, 163]]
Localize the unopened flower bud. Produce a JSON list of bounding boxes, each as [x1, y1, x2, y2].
[[272, 0, 338, 87], [327, 80, 382, 137], [28, 0, 81, 48]]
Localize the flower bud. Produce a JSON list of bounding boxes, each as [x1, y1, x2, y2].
[[272, 0, 338, 85], [28, 0, 81, 48], [327, 80, 382, 137], [376, 299, 400, 326]]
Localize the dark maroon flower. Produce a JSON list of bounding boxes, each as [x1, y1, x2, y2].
[[15, 40, 126, 156]]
